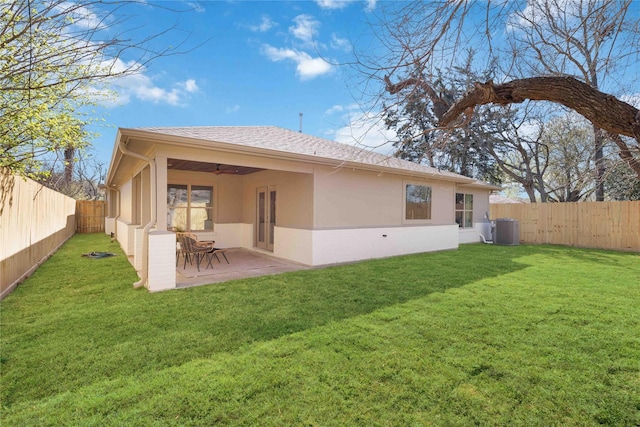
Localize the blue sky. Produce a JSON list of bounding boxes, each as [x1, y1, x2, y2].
[[89, 0, 383, 167], [85, 0, 640, 173]]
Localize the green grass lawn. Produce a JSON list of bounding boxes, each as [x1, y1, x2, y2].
[[1, 233, 639, 426]]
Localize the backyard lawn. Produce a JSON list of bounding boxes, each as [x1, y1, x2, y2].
[[1, 233, 639, 426]]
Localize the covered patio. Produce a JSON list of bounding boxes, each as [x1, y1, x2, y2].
[[174, 248, 311, 288]]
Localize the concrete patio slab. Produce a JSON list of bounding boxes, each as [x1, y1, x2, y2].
[[175, 248, 311, 288]]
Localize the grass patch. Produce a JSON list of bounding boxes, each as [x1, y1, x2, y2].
[[1, 233, 639, 425]]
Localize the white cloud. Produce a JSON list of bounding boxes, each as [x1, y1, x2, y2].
[[182, 79, 199, 93], [105, 59, 199, 107], [330, 33, 351, 52], [315, 0, 350, 10], [186, 2, 206, 13], [315, 0, 376, 11], [324, 103, 359, 115], [250, 15, 277, 32], [325, 104, 345, 115], [262, 45, 332, 80], [226, 104, 240, 113], [54, 1, 107, 30], [289, 14, 320, 45], [329, 108, 397, 154]]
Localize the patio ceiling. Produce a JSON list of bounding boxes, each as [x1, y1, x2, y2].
[[167, 159, 266, 175]]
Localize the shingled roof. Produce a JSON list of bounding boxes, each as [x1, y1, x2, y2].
[[131, 125, 477, 183]]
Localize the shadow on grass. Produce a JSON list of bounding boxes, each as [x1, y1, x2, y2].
[[1, 234, 535, 406]]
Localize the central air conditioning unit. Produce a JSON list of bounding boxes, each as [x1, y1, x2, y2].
[[494, 218, 520, 245]]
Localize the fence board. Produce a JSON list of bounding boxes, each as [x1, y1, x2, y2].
[[490, 201, 640, 252], [76, 200, 105, 233]]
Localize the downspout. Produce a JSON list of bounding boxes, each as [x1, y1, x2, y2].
[[117, 138, 157, 289], [110, 186, 121, 239]]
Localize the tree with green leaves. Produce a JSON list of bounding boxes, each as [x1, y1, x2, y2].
[[1, 0, 187, 181]]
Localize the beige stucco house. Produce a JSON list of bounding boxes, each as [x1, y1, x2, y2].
[[105, 126, 500, 291]]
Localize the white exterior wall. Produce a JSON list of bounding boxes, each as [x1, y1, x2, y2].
[[147, 231, 176, 291], [105, 217, 116, 236], [274, 225, 458, 266], [274, 227, 313, 265], [119, 180, 133, 223], [116, 219, 136, 258], [207, 223, 253, 248], [459, 227, 482, 244]]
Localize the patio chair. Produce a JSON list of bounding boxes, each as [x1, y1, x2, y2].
[[177, 233, 215, 272], [211, 247, 229, 264], [170, 227, 185, 267]]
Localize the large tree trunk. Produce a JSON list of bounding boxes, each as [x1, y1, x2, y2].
[[440, 77, 639, 138], [64, 147, 75, 184], [436, 76, 640, 179], [594, 126, 605, 201]]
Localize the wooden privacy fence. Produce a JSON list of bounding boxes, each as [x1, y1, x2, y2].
[[76, 200, 106, 233], [1, 172, 77, 298], [490, 201, 640, 252]]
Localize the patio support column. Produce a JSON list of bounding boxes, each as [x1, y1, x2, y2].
[[156, 156, 168, 231], [147, 230, 176, 291]]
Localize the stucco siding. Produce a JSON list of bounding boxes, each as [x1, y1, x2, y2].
[[313, 166, 457, 228], [217, 175, 244, 223], [119, 180, 133, 224], [210, 223, 253, 248], [419, 179, 456, 224], [241, 170, 314, 229], [313, 167, 400, 227]]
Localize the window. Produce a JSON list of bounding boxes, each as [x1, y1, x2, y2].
[[405, 184, 432, 220], [455, 193, 473, 228], [167, 184, 213, 231]]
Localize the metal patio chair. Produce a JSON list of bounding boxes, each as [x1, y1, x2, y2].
[[177, 232, 215, 272]]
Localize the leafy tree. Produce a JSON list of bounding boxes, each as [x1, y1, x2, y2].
[[383, 52, 501, 183], [1, 0, 186, 180]]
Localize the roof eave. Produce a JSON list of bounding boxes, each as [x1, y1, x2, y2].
[[105, 129, 125, 188], [115, 128, 476, 184]]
